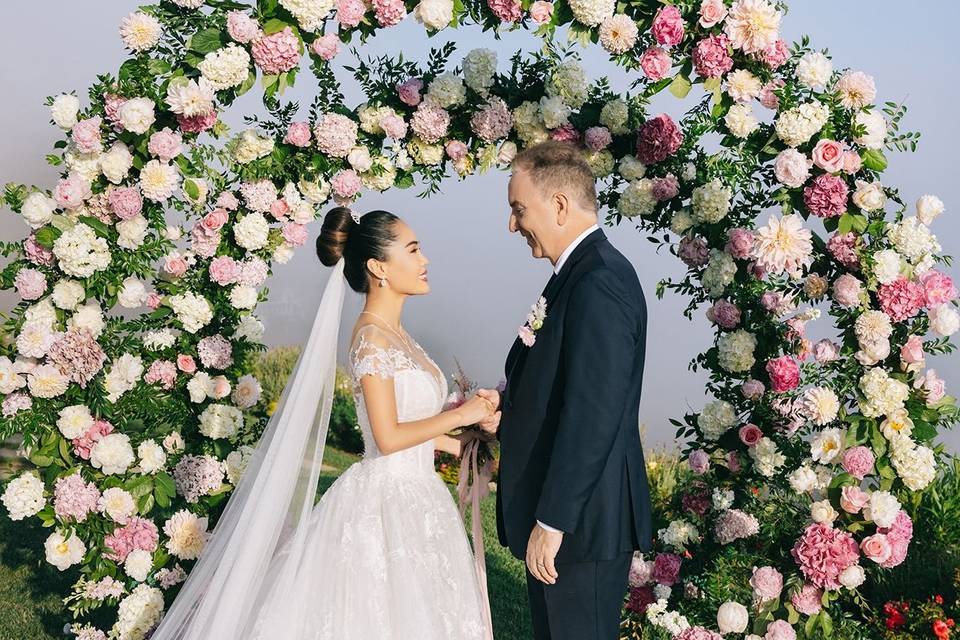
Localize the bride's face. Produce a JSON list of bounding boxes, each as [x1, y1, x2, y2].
[[381, 221, 430, 295]]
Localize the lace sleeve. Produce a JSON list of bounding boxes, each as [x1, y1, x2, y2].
[[350, 324, 411, 382]]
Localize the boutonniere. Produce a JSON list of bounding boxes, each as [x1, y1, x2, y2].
[[518, 296, 547, 347]]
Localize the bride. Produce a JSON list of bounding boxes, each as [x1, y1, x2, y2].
[[151, 207, 500, 639]]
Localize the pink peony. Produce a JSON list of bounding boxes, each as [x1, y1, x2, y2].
[[688, 449, 710, 475], [584, 126, 612, 151], [766, 355, 800, 392], [209, 256, 241, 286], [804, 174, 849, 218], [725, 227, 754, 259], [529, 0, 553, 24], [916, 368, 946, 406], [251, 27, 301, 75], [812, 139, 845, 173], [739, 423, 763, 447], [177, 110, 218, 134], [652, 552, 682, 585], [878, 276, 925, 322], [765, 620, 797, 640], [226, 11, 261, 43], [706, 299, 741, 329], [832, 273, 863, 307], [651, 5, 684, 46], [842, 446, 875, 480], [3, 393, 32, 418], [790, 583, 823, 615], [693, 35, 734, 78], [639, 46, 672, 81], [860, 533, 892, 564], [636, 113, 683, 165], [877, 510, 913, 568], [628, 555, 652, 587], [72, 117, 102, 154], [146, 292, 162, 309], [104, 94, 127, 128], [284, 121, 312, 147], [827, 232, 860, 270], [72, 419, 114, 460], [310, 34, 341, 61], [760, 39, 789, 69], [840, 486, 870, 514], [331, 169, 362, 200], [336, 0, 367, 27], [921, 270, 957, 307], [488, 0, 521, 21], [270, 198, 290, 221], [144, 359, 178, 390], [396, 78, 424, 106], [679, 235, 709, 267], [791, 523, 860, 590], [54, 174, 91, 209], [750, 566, 784, 602], [373, 0, 406, 26], [14, 268, 46, 300], [676, 628, 723, 640], [148, 128, 183, 162], [108, 186, 144, 220]]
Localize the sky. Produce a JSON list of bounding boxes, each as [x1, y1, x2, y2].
[[1, 2, 959, 450]]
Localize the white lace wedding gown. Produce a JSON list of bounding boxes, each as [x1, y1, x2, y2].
[[250, 323, 490, 639]]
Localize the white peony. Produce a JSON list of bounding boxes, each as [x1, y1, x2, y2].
[[887, 216, 940, 264], [166, 77, 216, 118], [854, 110, 886, 149], [748, 437, 785, 477], [810, 499, 839, 524], [51, 94, 81, 130], [57, 404, 94, 439], [930, 304, 960, 337], [872, 249, 902, 285], [117, 216, 150, 251], [859, 367, 910, 418], [118, 277, 148, 309], [788, 465, 817, 494], [198, 44, 251, 91], [90, 433, 136, 475], [670, 209, 694, 235], [45, 531, 86, 571], [98, 487, 136, 523], [796, 52, 833, 89], [20, 191, 57, 228], [124, 548, 153, 582], [100, 142, 134, 184], [118, 97, 156, 135], [234, 314, 265, 342], [347, 145, 373, 172], [1, 473, 46, 521], [864, 490, 901, 528], [852, 179, 885, 212], [839, 564, 866, 589], [137, 440, 167, 475], [717, 601, 749, 634], [916, 195, 945, 226], [413, 0, 453, 31], [658, 519, 701, 549]]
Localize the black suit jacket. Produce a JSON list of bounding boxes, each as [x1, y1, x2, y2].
[[495, 228, 652, 563]]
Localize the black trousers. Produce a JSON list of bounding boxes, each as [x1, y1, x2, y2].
[[525, 552, 632, 640]]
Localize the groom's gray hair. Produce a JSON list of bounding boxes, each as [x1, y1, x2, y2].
[[511, 140, 598, 214]]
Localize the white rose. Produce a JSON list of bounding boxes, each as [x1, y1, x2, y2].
[[51, 94, 81, 130], [52, 280, 85, 310], [916, 195, 944, 226], [810, 499, 838, 524], [45, 531, 86, 571], [118, 97, 157, 135], [21, 192, 57, 228], [716, 601, 749, 634]]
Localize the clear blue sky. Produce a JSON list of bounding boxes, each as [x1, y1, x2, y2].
[[1, 2, 959, 450]]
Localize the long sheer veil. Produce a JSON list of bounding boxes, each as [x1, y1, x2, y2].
[[151, 258, 346, 639]]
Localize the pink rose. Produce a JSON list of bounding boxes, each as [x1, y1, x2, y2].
[[861, 533, 892, 564], [146, 293, 161, 310], [812, 139, 845, 173], [698, 0, 727, 27], [396, 78, 424, 106], [725, 227, 754, 259], [766, 355, 800, 393], [688, 449, 710, 475], [270, 198, 291, 221], [636, 113, 683, 165], [841, 446, 875, 480], [739, 423, 763, 447], [750, 566, 783, 602], [164, 254, 189, 278], [842, 150, 862, 174], [651, 5, 685, 47], [639, 46, 672, 81], [177, 354, 197, 374], [529, 0, 553, 24], [310, 34, 340, 61], [900, 334, 924, 366], [759, 79, 784, 110], [840, 485, 869, 514], [726, 451, 741, 473], [202, 208, 229, 232], [284, 122, 312, 147]]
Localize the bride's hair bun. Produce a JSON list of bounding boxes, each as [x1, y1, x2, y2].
[[316, 206, 356, 267]]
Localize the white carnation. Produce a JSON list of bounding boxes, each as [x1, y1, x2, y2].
[[137, 440, 167, 475], [104, 353, 144, 403], [724, 103, 759, 138]]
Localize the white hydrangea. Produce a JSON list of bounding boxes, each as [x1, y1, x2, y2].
[[858, 367, 910, 418], [112, 584, 165, 640], [864, 490, 901, 528], [224, 445, 256, 484], [199, 403, 244, 440], [854, 110, 887, 149], [717, 330, 757, 372], [702, 249, 737, 298], [425, 72, 466, 108], [51, 94, 81, 130], [546, 60, 590, 109], [279, 0, 335, 32], [600, 98, 629, 135], [57, 404, 94, 439], [91, 433, 136, 475], [775, 102, 830, 147], [53, 223, 112, 278], [725, 103, 759, 138], [462, 48, 497, 96], [618, 155, 646, 181], [568, 0, 615, 27], [670, 209, 694, 235], [198, 44, 251, 91], [658, 519, 701, 549], [538, 95, 571, 129], [890, 437, 937, 491], [712, 488, 734, 510], [45, 531, 86, 571], [512, 101, 548, 145], [886, 216, 940, 263], [796, 51, 833, 88], [617, 179, 656, 218], [100, 142, 134, 184], [169, 292, 214, 333], [584, 149, 615, 178], [699, 399, 737, 441], [233, 212, 270, 251], [1, 473, 46, 521], [748, 437, 786, 477], [692, 179, 732, 223], [20, 191, 57, 228], [118, 97, 156, 135], [235, 314, 265, 342], [233, 129, 275, 164]]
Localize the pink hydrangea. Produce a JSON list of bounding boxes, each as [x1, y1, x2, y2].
[[803, 174, 849, 218], [47, 327, 107, 388], [878, 276, 925, 322], [53, 473, 100, 522], [251, 27, 301, 75], [104, 516, 159, 562], [177, 110, 218, 133], [714, 508, 759, 543], [791, 523, 860, 590], [240, 258, 269, 286], [693, 35, 734, 78], [191, 224, 222, 258], [282, 222, 308, 246], [651, 5, 684, 46], [681, 486, 710, 517], [760, 39, 789, 69], [488, 0, 521, 21], [652, 552, 682, 585], [639, 46, 672, 81], [72, 419, 113, 460], [827, 232, 860, 270], [373, 0, 406, 26], [652, 174, 680, 201], [144, 359, 178, 390], [198, 334, 233, 370], [54, 174, 92, 209], [172, 454, 225, 503], [108, 186, 144, 220], [396, 78, 424, 106], [584, 126, 612, 151], [72, 117, 102, 154], [14, 268, 46, 300], [331, 169, 362, 200], [766, 355, 800, 392], [411, 103, 450, 143], [227, 11, 261, 43], [468, 97, 511, 143], [706, 299, 741, 329], [311, 34, 341, 61], [284, 121, 312, 147], [841, 446, 875, 480], [314, 113, 358, 158], [240, 179, 278, 212], [921, 270, 957, 307], [636, 113, 683, 164], [336, 0, 367, 27], [676, 627, 722, 640], [550, 123, 579, 143], [877, 510, 913, 568], [24, 234, 55, 266], [720, 230, 753, 262], [765, 620, 797, 640], [741, 379, 765, 400], [148, 127, 183, 162], [529, 0, 553, 23], [750, 566, 784, 602], [2, 392, 32, 418], [679, 235, 709, 267]]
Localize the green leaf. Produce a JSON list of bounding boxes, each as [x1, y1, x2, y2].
[[78, 215, 111, 238], [837, 213, 854, 235], [911, 419, 937, 442], [820, 610, 834, 637], [34, 225, 62, 248], [147, 59, 172, 76], [862, 148, 888, 172], [262, 19, 291, 35], [237, 69, 257, 97], [668, 74, 692, 99], [184, 179, 201, 200], [190, 28, 225, 55]]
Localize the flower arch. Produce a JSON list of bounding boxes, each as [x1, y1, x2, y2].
[[0, 0, 956, 638]]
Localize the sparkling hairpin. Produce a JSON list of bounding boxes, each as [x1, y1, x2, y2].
[[349, 209, 361, 224]]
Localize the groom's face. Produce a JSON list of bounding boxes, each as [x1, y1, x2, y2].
[[507, 168, 554, 260]]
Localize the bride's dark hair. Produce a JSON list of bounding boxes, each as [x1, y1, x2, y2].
[[316, 206, 400, 293]]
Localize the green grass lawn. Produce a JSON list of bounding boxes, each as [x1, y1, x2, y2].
[[0, 447, 532, 640]]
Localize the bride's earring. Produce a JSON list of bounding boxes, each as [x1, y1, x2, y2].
[[379, 278, 387, 288]]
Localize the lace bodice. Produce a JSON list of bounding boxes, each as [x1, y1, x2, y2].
[[349, 323, 448, 474]]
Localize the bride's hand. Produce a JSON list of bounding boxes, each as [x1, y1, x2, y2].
[[454, 395, 497, 427]]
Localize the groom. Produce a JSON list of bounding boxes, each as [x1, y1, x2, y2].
[[481, 140, 652, 640]]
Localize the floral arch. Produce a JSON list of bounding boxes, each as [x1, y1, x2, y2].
[[0, 0, 956, 638]]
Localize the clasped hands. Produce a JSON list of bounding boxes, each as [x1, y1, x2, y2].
[[454, 388, 501, 435]]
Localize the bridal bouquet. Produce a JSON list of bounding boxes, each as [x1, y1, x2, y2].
[[442, 359, 500, 474]]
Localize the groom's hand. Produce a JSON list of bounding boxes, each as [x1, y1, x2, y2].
[[526, 525, 562, 585], [476, 388, 500, 411], [476, 389, 501, 434]]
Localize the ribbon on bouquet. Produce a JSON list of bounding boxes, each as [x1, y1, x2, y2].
[[456, 433, 495, 640]]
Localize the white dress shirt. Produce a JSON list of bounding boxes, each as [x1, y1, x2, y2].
[[537, 223, 600, 535]]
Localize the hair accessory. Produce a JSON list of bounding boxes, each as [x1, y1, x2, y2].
[[349, 209, 361, 224]]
